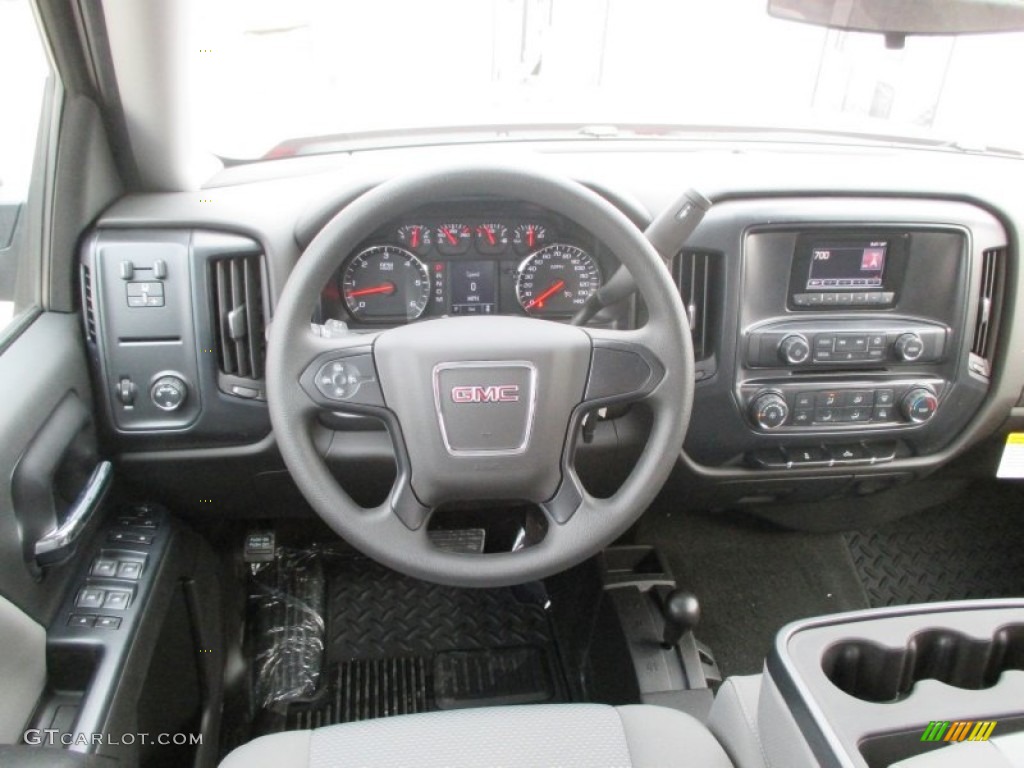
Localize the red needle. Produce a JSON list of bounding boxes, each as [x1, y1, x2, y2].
[[346, 283, 395, 298], [442, 227, 459, 245], [483, 227, 496, 245], [526, 280, 565, 310], [411, 228, 420, 248], [527, 228, 535, 248]]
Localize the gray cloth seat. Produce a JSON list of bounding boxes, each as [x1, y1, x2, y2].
[[219, 703, 735, 768]]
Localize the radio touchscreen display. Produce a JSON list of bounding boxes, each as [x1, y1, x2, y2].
[[807, 241, 887, 290]]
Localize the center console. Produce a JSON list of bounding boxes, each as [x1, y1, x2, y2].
[[764, 600, 1024, 768], [680, 198, 1007, 487]]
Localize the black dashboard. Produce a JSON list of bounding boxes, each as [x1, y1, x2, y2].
[[81, 144, 1024, 519]]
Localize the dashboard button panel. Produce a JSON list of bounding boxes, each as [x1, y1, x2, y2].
[[742, 380, 945, 431], [748, 323, 946, 368]]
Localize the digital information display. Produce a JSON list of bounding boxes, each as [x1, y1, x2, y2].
[[449, 260, 498, 315], [807, 242, 888, 290]]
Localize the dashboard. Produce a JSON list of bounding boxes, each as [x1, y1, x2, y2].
[[318, 203, 616, 326], [81, 143, 1024, 521]]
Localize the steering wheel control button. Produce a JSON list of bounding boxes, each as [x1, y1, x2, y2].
[[315, 357, 378, 402], [585, 346, 659, 404], [433, 362, 536, 454], [151, 375, 187, 411], [750, 392, 789, 430], [902, 387, 939, 423], [779, 334, 810, 365]]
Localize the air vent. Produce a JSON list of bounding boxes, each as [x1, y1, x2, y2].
[[969, 247, 1005, 378], [673, 250, 719, 362], [210, 253, 267, 384], [81, 263, 97, 343]]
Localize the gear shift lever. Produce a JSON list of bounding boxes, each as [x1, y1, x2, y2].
[[662, 589, 701, 647]]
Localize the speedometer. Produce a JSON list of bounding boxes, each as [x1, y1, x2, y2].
[[341, 245, 430, 321], [516, 244, 601, 316]]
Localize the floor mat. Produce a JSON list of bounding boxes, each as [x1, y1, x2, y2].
[[250, 549, 567, 732], [845, 482, 1024, 607], [637, 507, 870, 679], [322, 554, 556, 661]]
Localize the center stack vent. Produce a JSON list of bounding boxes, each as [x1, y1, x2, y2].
[[673, 249, 721, 380], [209, 251, 269, 399]]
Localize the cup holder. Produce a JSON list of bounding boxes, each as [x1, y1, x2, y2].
[[822, 624, 1024, 702]]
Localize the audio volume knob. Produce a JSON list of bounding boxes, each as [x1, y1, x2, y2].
[[900, 387, 938, 424], [750, 392, 789, 430], [778, 335, 811, 365], [894, 333, 925, 362], [151, 375, 187, 412]]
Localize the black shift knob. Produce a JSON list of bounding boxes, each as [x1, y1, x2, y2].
[[662, 589, 701, 647]]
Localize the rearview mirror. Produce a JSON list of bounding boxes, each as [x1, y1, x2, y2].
[[768, 0, 1024, 45]]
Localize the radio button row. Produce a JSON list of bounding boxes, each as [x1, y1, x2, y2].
[[792, 292, 895, 307]]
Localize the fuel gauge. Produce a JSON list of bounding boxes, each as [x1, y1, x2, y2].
[[397, 224, 432, 255]]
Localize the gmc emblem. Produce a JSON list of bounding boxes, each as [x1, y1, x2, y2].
[[451, 384, 520, 404]]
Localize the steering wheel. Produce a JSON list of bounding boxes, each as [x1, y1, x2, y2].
[[267, 165, 693, 587]]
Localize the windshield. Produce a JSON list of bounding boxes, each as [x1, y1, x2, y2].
[[190, 0, 1024, 159]]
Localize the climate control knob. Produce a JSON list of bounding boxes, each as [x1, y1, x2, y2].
[[900, 387, 938, 424], [750, 392, 789, 430], [778, 334, 811, 365], [151, 375, 187, 412], [894, 333, 925, 362]]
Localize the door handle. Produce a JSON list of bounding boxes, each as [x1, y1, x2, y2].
[[34, 461, 112, 565]]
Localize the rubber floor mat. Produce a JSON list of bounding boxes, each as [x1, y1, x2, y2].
[[322, 553, 555, 661], [845, 483, 1024, 607], [271, 551, 566, 728], [286, 646, 556, 728], [287, 656, 431, 728]]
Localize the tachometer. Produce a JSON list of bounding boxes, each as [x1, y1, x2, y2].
[[516, 244, 601, 316], [341, 245, 430, 321]]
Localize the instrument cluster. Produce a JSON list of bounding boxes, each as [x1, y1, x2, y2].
[[322, 206, 609, 325]]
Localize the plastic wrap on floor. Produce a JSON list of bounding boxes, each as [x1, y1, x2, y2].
[[250, 547, 326, 711]]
